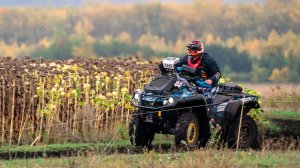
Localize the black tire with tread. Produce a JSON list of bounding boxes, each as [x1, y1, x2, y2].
[[129, 113, 155, 147], [175, 112, 200, 148], [227, 115, 258, 149]]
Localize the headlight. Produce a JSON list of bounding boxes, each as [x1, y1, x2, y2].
[[132, 90, 142, 103], [168, 97, 174, 104], [162, 99, 169, 105], [134, 93, 139, 100]]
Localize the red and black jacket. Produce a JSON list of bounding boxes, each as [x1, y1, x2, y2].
[[178, 53, 222, 86]]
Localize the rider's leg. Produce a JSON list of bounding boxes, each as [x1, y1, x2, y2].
[[203, 91, 215, 119]]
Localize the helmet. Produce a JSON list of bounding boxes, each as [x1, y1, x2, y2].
[[186, 40, 205, 58]]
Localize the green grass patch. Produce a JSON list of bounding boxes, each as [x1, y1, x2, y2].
[[0, 140, 173, 160], [266, 110, 300, 120], [236, 150, 300, 167], [2, 150, 300, 168], [0, 141, 127, 159]]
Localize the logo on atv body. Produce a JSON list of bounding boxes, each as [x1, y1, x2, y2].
[[241, 97, 257, 103], [217, 103, 228, 113], [143, 96, 156, 102]]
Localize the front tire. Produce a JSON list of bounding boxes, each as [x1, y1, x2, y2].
[[227, 115, 258, 149], [175, 113, 200, 148], [129, 113, 155, 147]]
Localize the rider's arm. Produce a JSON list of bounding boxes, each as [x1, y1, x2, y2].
[[207, 72, 221, 85], [206, 54, 222, 86]]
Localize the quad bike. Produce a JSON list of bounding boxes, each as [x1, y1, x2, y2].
[[129, 57, 260, 149]]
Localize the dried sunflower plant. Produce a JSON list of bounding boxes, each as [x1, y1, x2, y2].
[[0, 56, 156, 145]]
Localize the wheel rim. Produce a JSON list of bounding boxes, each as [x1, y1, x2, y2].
[[187, 123, 197, 144], [240, 124, 251, 145]]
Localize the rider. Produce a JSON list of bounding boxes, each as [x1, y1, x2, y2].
[[179, 40, 221, 88], [180, 40, 221, 119], [159, 40, 221, 119]]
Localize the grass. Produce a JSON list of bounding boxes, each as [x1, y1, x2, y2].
[[0, 140, 173, 160], [1, 149, 300, 168], [265, 110, 300, 120], [0, 141, 127, 160], [0, 109, 299, 159], [0, 109, 298, 167]]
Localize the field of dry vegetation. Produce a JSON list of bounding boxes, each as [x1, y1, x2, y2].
[[0, 56, 157, 146]]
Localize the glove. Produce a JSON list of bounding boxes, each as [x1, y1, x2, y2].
[[176, 67, 183, 72], [196, 80, 212, 89]]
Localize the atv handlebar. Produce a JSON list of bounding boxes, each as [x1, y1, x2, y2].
[[177, 66, 212, 89]]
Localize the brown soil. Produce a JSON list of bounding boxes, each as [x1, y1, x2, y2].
[[269, 118, 300, 138], [258, 118, 300, 150]]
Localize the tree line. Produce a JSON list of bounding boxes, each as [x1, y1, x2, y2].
[[0, 0, 299, 82]]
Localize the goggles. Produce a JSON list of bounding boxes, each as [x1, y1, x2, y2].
[[187, 49, 199, 56], [186, 43, 201, 50]]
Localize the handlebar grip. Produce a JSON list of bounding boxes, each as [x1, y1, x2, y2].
[[176, 67, 183, 72], [196, 81, 212, 89]]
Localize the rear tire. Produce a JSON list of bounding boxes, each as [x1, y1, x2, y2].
[[175, 113, 200, 148], [129, 113, 155, 147], [227, 115, 258, 149]]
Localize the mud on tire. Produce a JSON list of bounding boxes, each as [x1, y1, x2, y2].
[[175, 112, 200, 148], [129, 113, 155, 147]]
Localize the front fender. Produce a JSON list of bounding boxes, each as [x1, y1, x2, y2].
[[225, 97, 259, 121]]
